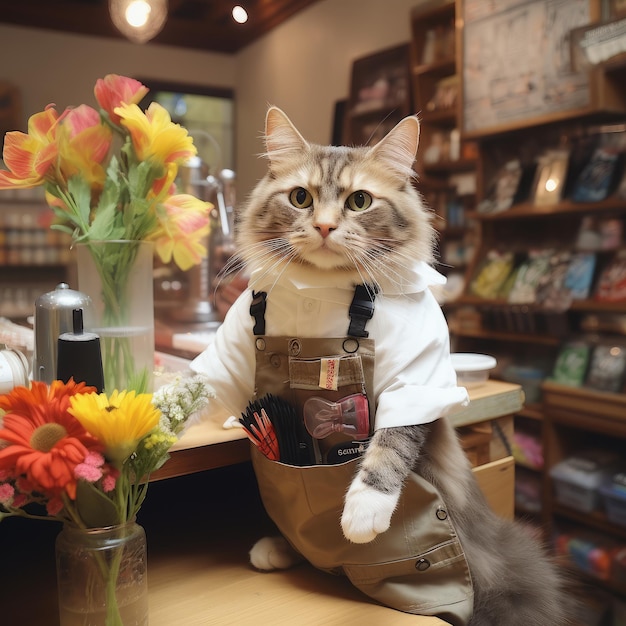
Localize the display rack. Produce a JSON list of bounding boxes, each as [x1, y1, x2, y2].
[[342, 43, 412, 147], [0, 194, 72, 320], [409, 0, 478, 291], [446, 2, 626, 616]]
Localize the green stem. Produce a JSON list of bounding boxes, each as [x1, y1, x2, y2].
[[83, 240, 151, 394], [59, 497, 126, 625]]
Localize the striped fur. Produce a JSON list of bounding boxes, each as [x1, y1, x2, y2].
[[232, 107, 435, 283], [242, 108, 572, 625]]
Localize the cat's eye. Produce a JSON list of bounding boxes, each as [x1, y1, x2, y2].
[[289, 187, 313, 209], [346, 191, 372, 212]]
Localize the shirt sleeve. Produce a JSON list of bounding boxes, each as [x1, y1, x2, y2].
[[190, 291, 256, 421], [371, 289, 469, 429]]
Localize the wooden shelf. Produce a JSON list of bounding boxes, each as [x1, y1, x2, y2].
[[553, 504, 626, 542], [343, 43, 412, 146], [413, 58, 455, 77], [467, 196, 626, 221], [452, 294, 626, 314], [542, 380, 626, 593], [423, 157, 477, 174], [542, 382, 626, 439], [450, 326, 562, 346], [516, 405, 544, 421], [419, 109, 457, 125], [348, 102, 410, 121]]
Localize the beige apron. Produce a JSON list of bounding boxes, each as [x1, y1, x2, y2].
[[249, 295, 474, 625]]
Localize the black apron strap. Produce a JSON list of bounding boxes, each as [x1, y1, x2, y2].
[[250, 291, 267, 336], [347, 284, 377, 338], [249, 284, 376, 338]]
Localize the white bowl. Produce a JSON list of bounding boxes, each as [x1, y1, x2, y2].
[[451, 353, 497, 388]]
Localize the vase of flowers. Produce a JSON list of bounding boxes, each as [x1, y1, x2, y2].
[[56, 519, 148, 626], [77, 239, 155, 394], [0, 74, 212, 393], [0, 375, 214, 626]]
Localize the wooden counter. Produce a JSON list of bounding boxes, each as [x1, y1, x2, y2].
[[154, 379, 523, 480], [1, 379, 521, 625]]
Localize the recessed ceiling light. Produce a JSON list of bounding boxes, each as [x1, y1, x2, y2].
[[232, 5, 248, 24]]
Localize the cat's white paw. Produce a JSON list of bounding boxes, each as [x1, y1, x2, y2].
[[249, 536, 303, 571], [341, 476, 399, 543]]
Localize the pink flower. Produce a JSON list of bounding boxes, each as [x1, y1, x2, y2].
[[12, 493, 27, 508], [56, 104, 113, 188], [75, 463, 102, 482], [102, 474, 117, 492], [0, 482, 14, 504], [15, 476, 36, 494], [46, 497, 64, 516], [94, 74, 149, 126], [84, 451, 105, 467], [74, 450, 106, 482]]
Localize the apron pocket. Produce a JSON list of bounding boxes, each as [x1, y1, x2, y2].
[[251, 447, 474, 624], [343, 542, 473, 625], [251, 447, 360, 570]]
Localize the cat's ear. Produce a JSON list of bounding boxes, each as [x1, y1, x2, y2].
[[370, 116, 420, 179], [264, 106, 309, 168]]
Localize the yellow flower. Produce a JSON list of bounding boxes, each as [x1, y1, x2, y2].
[[68, 390, 160, 464], [149, 193, 211, 270], [115, 101, 197, 167], [0, 106, 60, 189]]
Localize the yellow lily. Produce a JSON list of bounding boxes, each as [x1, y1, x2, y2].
[[0, 106, 60, 189], [115, 101, 197, 167], [149, 194, 211, 271], [68, 389, 160, 465]]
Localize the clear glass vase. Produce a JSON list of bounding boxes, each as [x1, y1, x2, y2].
[[56, 520, 149, 626], [77, 240, 155, 394]]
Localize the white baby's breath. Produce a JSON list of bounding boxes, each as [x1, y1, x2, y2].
[[152, 374, 215, 436]]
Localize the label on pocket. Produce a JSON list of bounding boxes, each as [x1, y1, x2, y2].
[[319, 357, 340, 390]]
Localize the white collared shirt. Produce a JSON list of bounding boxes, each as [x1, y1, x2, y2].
[[190, 261, 469, 429]]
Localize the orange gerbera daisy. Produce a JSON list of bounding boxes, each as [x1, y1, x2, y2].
[[0, 380, 103, 500]]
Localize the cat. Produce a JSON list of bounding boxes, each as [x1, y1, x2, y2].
[[191, 107, 571, 625]]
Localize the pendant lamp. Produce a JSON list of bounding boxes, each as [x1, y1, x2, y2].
[[109, 0, 168, 44]]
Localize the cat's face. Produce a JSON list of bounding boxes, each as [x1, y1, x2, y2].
[[236, 107, 435, 285]]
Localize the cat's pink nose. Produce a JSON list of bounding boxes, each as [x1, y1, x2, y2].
[[315, 223, 336, 238]]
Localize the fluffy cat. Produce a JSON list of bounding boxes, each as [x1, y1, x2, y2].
[[191, 107, 570, 625]]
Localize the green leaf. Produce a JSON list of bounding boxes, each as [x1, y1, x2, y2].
[[152, 452, 170, 472], [130, 160, 158, 199], [67, 176, 93, 227], [75, 480, 120, 527], [88, 203, 115, 240], [50, 223, 75, 235]]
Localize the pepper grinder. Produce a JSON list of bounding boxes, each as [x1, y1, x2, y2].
[[34, 283, 92, 383], [57, 308, 104, 392]]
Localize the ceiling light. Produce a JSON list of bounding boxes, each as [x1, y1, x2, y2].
[[232, 6, 248, 24], [109, 0, 168, 44]]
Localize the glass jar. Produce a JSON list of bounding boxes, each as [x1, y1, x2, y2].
[[55, 519, 149, 626]]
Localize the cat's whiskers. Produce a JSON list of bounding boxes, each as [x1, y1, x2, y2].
[[244, 239, 299, 295], [248, 250, 299, 298], [343, 232, 414, 293]]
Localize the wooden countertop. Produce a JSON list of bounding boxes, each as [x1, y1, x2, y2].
[[0, 377, 519, 625], [153, 378, 523, 481], [1, 464, 447, 626]]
